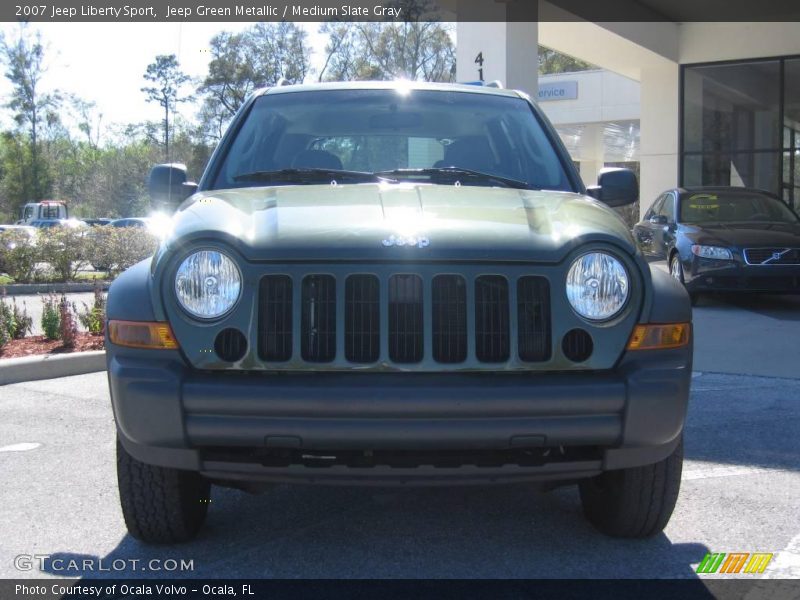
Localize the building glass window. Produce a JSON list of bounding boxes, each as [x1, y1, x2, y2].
[[681, 58, 799, 209], [783, 59, 800, 209]]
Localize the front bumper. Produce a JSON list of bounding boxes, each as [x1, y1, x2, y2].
[[107, 343, 692, 486], [685, 257, 800, 293]]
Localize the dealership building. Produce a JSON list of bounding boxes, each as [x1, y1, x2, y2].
[[535, 69, 641, 190], [451, 1, 800, 217]]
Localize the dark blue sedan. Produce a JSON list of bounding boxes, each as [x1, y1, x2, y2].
[[634, 187, 800, 303]]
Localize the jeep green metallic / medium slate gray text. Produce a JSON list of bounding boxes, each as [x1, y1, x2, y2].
[[106, 82, 692, 543]]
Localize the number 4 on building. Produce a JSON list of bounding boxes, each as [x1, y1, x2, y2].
[[475, 52, 484, 81]]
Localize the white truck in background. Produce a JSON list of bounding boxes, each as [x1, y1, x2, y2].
[[16, 200, 69, 224]]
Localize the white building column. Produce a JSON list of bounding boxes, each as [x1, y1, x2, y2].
[[455, 5, 538, 97], [578, 123, 605, 187], [638, 62, 680, 218]]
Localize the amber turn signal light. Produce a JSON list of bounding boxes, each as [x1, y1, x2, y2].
[[627, 323, 690, 351], [108, 320, 179, 350]]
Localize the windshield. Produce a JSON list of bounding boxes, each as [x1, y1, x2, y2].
[[680, 191, 799, 224], [210, 88, 575, 192]]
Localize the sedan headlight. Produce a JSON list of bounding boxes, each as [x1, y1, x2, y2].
[[566, 252, 629, 321], [174, 250, 242, 319], [691, 245, 733, 260]]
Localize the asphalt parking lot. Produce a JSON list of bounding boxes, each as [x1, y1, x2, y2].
[[1, 288, 799, 580]]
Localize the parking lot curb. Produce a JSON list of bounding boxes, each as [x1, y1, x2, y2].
[[0, 351, 106, 385], [1, 282, 111, 296]]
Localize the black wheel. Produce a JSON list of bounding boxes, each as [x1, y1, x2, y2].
[[670, 254, 699, 306], [116, 437, 210, 544], [579, 436, 683, 538]]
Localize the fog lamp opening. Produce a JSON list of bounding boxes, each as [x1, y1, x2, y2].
[[108, 320, 179, 350], [627, 323, 690, 351]]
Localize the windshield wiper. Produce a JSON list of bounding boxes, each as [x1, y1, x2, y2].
[[233, 168, 394, 184], [374, 167, 532, 190]]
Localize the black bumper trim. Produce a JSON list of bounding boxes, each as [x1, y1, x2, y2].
[[108, 345, 692, 480], [200, 460, 604, 486]]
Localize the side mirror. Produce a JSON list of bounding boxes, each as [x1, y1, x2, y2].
[[148, 164, 198, 212], [586, 168, 638, 207], [649, 214, 669, 226]]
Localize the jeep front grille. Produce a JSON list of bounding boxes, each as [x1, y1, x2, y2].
[[257, 271, 551, 366], [474, 276, 510, 362], [388, 274, 424, 363], [301, 275, 336, 362], [431, 275, 467, 363], [344, 274, 380, 363], [517, 276, 551, 362], [258, 275, 293, 361]]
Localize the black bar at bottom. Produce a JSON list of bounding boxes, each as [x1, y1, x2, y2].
[[2, 578, 791, 600]]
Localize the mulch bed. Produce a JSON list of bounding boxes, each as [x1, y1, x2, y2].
[[0, 333, 105, 359]]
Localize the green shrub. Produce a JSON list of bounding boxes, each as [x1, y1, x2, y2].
[[83, 226, 117, 274], [0, 318, 7, 348], [0, 230, 39, 282], [41, 294, 61, 341], [0, 296, 32, 340], [77, 285, 106, 335], [0, 225, 159, 284], [112, 227, 159, 274], [0, 298, 14, 340], [11, 299, 33, 339], [36, 227, 87, 282], [84, 227, 159, 278]]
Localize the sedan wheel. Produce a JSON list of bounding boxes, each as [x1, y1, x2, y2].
[[670, 255, 699, 306], [670, 255, 684, 282]]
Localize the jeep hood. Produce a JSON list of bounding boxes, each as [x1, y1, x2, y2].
[[165, 183, 636, 263]]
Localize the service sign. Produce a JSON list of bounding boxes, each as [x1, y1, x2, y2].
[[537, 81, 578, 102]]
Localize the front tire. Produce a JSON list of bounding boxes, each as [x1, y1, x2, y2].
[[670, 254, 699, 306], [116, 437, 210, 544], [579, 436, 683, 538]]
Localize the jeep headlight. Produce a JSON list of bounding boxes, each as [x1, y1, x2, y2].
[[566, 251, 629, 321], [174, 249, 242, 319]]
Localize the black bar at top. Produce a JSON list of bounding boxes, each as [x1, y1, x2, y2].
[[4, 0, 800, 23]]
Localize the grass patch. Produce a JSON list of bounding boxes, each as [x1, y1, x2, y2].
[[75, 271, 111, 281], [0, 274, 14, 286], [27, 271, 112, 284]]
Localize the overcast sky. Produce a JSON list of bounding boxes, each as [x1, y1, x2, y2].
[[0, 22, 329, 136]]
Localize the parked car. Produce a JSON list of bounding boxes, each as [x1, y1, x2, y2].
[[82, 218, 113, 227], [106, 81, 692, 544], [634, 186, 800, 303], [110, 217, 151, 228], [28, 219, 62, 229], [28, 218, 87, 229]]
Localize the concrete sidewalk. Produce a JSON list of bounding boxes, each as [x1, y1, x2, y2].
[[693, 293, 800, 379], [651, 259, 800, 379]]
